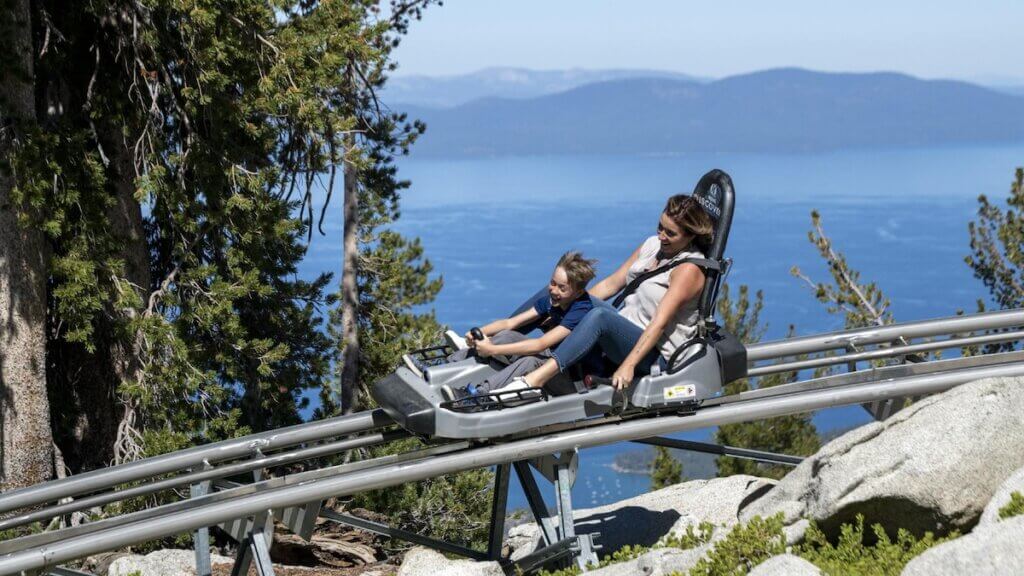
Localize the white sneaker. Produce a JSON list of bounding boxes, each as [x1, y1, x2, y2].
[[444, 329, 469, 351], [492, 377, 538, 403], [402, 354, 424, 378]]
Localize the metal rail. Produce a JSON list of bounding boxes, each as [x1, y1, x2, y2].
[[746, 308, 1024, 362], [2, 359, 1023, 574], [0, 430, 409, 532], [5, 309, 1021, 528], [748, 328, 1024, 377], [0, 409, 393, 515]]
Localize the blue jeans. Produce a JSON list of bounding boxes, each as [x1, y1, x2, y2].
[[550, 306, 662, 376], [509, 288, 660, 376]]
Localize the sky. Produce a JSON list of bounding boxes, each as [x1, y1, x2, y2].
[[390, 1, 1024, 84]]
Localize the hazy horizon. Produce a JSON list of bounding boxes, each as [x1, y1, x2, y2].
[[390, 1, 1024, 86]]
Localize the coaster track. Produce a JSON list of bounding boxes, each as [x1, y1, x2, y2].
[[1, 309, 1023, 574]]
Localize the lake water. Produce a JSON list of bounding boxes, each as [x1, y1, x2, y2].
[[301, 144, 1024, 510]]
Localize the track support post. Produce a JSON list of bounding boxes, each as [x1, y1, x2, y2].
[[191, 462, 213, 576], [514, 450, 599, 572]]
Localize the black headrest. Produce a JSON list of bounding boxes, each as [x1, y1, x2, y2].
[[691, 169, 735, 324], [691, 169, 735, 262]]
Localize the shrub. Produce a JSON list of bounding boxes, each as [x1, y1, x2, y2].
[[687, 514, 786, 575], [999, 491, 1024, 520], [796, 514, 957, 576]]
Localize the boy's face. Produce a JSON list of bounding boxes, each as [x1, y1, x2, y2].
[[549, 266, 580, 309]]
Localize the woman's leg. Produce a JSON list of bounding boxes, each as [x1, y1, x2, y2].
[[524, 307, 659, 388]]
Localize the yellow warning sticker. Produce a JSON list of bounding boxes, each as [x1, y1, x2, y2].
[[664, 384, 696, 400]]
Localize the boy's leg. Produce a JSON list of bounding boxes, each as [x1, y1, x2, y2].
[[475, 355, 547, 393]]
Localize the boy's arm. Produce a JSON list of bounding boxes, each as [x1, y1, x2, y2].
[[471, 307, 542, 343], [478, 326, 571, 358]]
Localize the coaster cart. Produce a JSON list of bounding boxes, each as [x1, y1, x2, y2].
[[372, 169, 748, 441]]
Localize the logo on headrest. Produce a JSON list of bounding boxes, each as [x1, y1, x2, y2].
[[696, 183, 723, 219]]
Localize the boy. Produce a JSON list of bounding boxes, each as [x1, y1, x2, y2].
[[440, 251, 600, 402]]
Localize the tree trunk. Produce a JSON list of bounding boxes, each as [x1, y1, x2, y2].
[[339, 141, 361, 415], [47, 123, 151, 471], [0, 0, 55, 490]]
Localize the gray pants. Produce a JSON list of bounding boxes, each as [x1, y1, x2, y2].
[[448, 330, 576, 395]]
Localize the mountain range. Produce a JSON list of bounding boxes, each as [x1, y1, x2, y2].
[[384, 68, 1024, 157], [382, 67, 707, 108]]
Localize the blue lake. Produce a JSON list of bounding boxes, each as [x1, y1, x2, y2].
[[301, 144, 1024, 510]]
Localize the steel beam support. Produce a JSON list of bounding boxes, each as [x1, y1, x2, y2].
[[231, 524, 275, 576], [191, 478, 213, 576], [319, 508, 487, 560], [514, 461, 558, 548], [551, 452, 598, 570], [632, 437, 804, 467], [6, 359, 1024, 574], [487, 463, 511, 560]]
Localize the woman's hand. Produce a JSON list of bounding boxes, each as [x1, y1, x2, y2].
[[475, 337, 496, 357], [611, 362, 636, 390]]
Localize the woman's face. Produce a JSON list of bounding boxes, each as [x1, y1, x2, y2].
[[657, 212, 692, 256]]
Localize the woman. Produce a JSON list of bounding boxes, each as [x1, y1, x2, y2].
[[497, 194, 714, 394]]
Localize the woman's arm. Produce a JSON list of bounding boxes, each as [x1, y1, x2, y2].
[[589, 244, 645, 301], [611, 263, 705, 389]]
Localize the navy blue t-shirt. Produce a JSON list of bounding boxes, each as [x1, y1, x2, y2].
[[533, 292, 594, 333], [533, 292, 605, 375]]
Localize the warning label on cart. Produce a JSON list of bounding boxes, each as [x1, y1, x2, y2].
[[664, 384, 696, 400]]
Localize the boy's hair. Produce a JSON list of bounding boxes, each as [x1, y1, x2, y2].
[[556, 251, 598, 292]]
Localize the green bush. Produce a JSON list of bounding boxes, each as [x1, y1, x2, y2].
[[537, 512, 960, 576], [999, 491, 1024, 520], [348, 437, 494, 552], [796, 515, 957, 576], [687, 514, 786, 575], [538, 522, 713, 576]]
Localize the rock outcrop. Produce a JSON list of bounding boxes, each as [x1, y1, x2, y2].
[[396, 548, 502, 576], [748, 554, 821, 576], [900, 515, 1024, 576], [740, 376, 1024, 540], [509, 474, 773, 561], [107, 549, 233, 576], [977, 463, 1024, 527]]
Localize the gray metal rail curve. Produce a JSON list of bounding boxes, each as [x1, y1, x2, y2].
[[2, 359, 1023, 574]]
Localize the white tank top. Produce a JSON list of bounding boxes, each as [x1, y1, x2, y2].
[[619, 236, 704, 362]]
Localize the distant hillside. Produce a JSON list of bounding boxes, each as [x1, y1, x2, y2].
[[398, 68, 1024, 157], [994, 85, 1024, 97], [382, 67, 707, 108]]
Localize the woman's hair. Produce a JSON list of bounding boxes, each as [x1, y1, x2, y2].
[[664, 194, 714, 252], [556, 251, 598, 292]]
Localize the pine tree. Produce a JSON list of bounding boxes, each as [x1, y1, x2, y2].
[[791, 211, 893, 328], [967, 168, 1024, 310], [650, 446, 683, 490], [714, 284, 820, 480], [0, 0, 54, 490], [2, 0, 440, 477]]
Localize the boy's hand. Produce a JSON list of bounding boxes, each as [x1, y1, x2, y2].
[[475, 337, 496, 357], [464, 331, 477, 347]]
